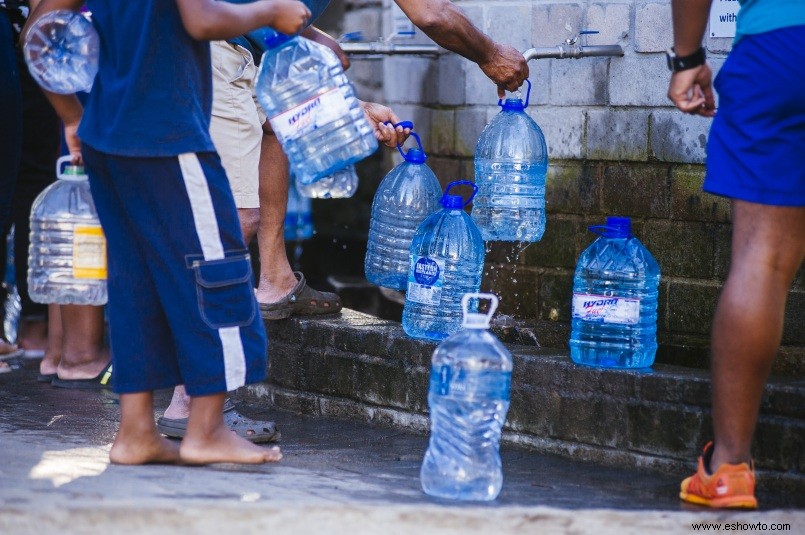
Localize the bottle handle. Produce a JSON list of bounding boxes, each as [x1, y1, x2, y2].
[[383, 121, 421, 161], [56, 155, 73, 180], [461, 292, 499, 328], [444, 180, 479, 207], [497, 79, 532, 108]]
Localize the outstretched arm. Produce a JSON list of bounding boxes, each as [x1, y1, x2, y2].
[[667, 0, 715, 116], [174, 0, 311, 40], [301, 26, 350, 70], [394, 0, 528, 97]]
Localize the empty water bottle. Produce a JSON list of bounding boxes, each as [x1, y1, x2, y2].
[[365, 122, 442, 291], [420, 293, 512, 501], [256, 34, 377, 185], [402, 181, 485, 341], [472, 80, 548, 242], [569, 216, 660, 369], [28, 156, 107, 305], [296, 165, 358, 199], [285, 179, 314, 241], [23, 9, 99, 94]]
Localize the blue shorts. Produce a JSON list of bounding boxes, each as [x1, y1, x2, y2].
[[82, 144, 268, 396], [705, 25, 805, 206]]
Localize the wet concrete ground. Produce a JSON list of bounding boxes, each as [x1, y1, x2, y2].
[[1, 359, 802, 534]]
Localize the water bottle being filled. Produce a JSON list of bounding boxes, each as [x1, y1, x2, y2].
[[295, 165, 358, 199], [472, 80, 548, 242], [28, 156, 107, 306], [255, 33, 377, 185], [420, 293, 512, 501], [569, 216, 660, 368], [365, 122, 442, 291], [402, 181, 485, 341], [23, 9, 99, 94]]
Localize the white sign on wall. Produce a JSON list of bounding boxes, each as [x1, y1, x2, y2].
[[709, 0, 742, 38]]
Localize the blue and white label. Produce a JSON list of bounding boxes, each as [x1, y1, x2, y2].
[[406, 255, 444, 306], [431, 365, 511, 400], [269, 87, 350, 143], [572, 293, 640, 325]]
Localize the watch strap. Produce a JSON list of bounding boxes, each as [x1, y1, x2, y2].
[[667, 47, 706, 72]]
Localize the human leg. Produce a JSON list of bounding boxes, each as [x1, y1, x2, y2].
[[53, 304, 111, 382], [110, 392, 180, 465], [38, 303, 61, 378]]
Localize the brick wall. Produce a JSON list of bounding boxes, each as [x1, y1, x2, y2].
[[325, 1, 804, 373]]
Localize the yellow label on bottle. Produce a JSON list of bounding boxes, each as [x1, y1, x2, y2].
[[73, 225, 107, 280]]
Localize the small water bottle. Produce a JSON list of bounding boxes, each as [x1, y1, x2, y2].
[[421, 293, 512, 501], [28, 156, 107, 305], [23, 9, 99, 94], [295, 165, 358, 199], [284, 179, 314, 241], [569, 216, 660, 368], [472, 80, 548, 242], [365, 122, 442, 291], [402, 181, 485, 341], [256, 33, 377, 185]]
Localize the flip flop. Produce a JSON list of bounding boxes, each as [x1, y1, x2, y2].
[[0, 362, 11, 374], [0, 348, 24, 362], [156, 399, 281, 444], [37, 372, 57, 383], [51, 362, 113, 390], [22, 349, 46, 359], [259, 272, 341, 320]]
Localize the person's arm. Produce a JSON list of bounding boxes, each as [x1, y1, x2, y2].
[[301, 26, 350, 70], [23, 0, 84, 163], [174, 0, 310, 40], [667, 0, 715, 116], [359, 101, 410, 148], [394, 0, 528, 97]]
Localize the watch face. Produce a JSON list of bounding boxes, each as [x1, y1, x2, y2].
[[665, 50, 675, 71]]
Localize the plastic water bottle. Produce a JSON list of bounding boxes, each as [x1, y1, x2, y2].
[[296, 165, 358, 199], [284, 179, 314, 241], [420, 293, 512, 501], [402, 181, 485, 341], [256, 34, 377, 185], [365, 122, 442, 291], [569, 216, 660, 368], [23, 9, 99, 94], [28, 156, 107, 305], [3, 227, 20, 344], [472, 80, 548, 242]]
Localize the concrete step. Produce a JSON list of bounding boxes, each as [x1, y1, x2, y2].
[[258, 309, 805, 493]]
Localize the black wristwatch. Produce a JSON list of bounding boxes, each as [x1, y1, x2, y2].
[[665, 47, 706, 72]]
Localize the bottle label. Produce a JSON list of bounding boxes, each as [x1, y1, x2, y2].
[[431, 365, 511, 400], [572, 293, 639, 325], [269, 87, 350, 143], [406, 255, 445, 306], [73, 225, 107, 280]]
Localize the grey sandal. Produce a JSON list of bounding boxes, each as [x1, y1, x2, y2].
[[259, 272, 342, 320], [156, 399, 281, 444]]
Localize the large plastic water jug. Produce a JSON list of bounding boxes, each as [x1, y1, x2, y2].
[[569, 216, 660, 368], [365, 122, 442, 291], [255, 34, 377, 185], [420, 293, 512, 501], [285, 178, 314, 241], [23, 9, 99, 94], [402, 181, 485, 341], [472, 80, 548, 242], [296, 165, 358, 199], [28, 156, 107, 305]]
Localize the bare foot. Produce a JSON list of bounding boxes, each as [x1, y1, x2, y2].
[[255, 271, 298, 304], [18, 319, 48, 353], [0, 339, 19, 356], [110, 428, 181, 465], [180, 425, 282, 465]]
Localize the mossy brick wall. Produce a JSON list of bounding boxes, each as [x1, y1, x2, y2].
[[311, 1, 805, 372]]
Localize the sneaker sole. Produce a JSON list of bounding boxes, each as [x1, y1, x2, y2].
[[679, 491, 758, 509]]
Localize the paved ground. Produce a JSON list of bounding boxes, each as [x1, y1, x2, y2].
[[0, 359, 802, 534]]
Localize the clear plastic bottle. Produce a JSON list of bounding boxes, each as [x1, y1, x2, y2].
[[365, 123, 442, 291], [295, 165, 358, 199], [569, 216, 660, 368], [256, 34, 378, 186], [472, 80, 548, 242], [421, 293, 512, 501], [284, 178, 314, 241], [28, 156, 107, 306], [402, 181, 485, 341], [22, 9, 99, 94]]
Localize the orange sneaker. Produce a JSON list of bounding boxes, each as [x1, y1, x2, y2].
[[679, 442, 758, 509]]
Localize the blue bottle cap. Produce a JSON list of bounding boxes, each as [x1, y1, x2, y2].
[[605, 216, 632, 238], [441, 194, 464, 209], [405, 148, 427, 164], [501, 98, 525, 111], [264, 30, 293, 49]]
